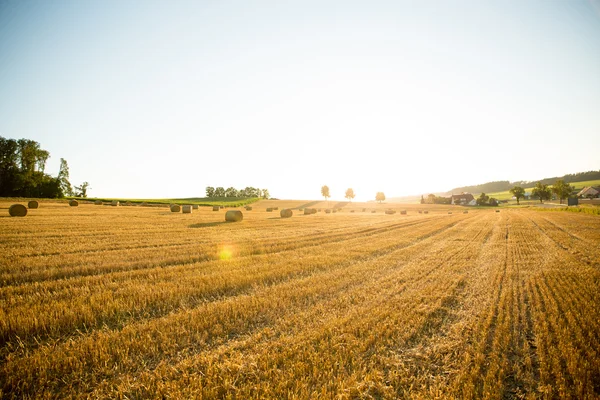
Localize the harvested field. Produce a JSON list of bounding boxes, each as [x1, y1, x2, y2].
[[0, 200, 599, 398]]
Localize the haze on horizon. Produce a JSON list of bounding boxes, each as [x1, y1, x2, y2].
[[1, 0, 599, 201]]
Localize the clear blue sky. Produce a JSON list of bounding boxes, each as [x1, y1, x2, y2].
[[1, 0, 599, 200]]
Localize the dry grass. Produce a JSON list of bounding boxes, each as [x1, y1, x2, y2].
[[0, 200, 599, 398]]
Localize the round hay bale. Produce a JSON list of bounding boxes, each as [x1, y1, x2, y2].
[[385, 210, 396, 215], [266, 208, 273, 212], [463, 210, 468, 214], [325, 209, 331, 214], [213, 206, 220, 211], [332, 209, 337, 213], [225, 210, 243, 222], [400, 210, 407, 215], [448, 211, 453, 214], [280, 209, 293, 218], [371, 210, 376, 213], [496, 210, 500, 213], [69, 200, 79, 207], [220, 206, 224, 209], [95, 200, 103, 205], [170, 204, 181, 212], [28, 200, 39, 209], [362, 208, 366, 212], [9, 204, 27, 217], [418, 210, 422, 214], [298, 208, 304, 212], [350, 210, 355, 213], [273, 207, 279, 210], [182, 205, 192, 214], [304, 208, 314, 215], [245, 206, 253, 211], [424, 211, 429, 214], [111, 200, 120, 207], [192, 204, 199, 210]]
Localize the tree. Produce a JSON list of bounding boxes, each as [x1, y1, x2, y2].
[[58, 158, 73, 197], [74, 182, 91, 198], [476, 192, 490, 206], [427, 194, 436, 204], [552, 179, 573, 204], [345, 188, 355, 202], [532, 182, 552, 203], [205, 186, 215, 197], [241, 187, 259, 198], [376, 192, 385, 203], [509, 186, 525, 205], [261, 189, 270, 199], [214, 187, 225, 197], [0, 136, 64, 198], [225, 187, 238, 197], [321, 185, 330, 201]]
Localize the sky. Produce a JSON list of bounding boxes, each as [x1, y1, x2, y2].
[[1, 0, 599, 201]]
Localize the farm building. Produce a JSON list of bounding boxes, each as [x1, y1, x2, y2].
[[450, 193, 476, 206], [577, 186, 600, 198]]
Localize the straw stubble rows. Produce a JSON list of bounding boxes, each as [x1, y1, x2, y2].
[[0, 203, 599, 398]]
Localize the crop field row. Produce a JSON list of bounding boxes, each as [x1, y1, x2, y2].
[[1, 201, 599, 398]]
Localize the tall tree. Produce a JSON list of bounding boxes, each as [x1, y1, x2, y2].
[[58, 158, 72, 196], [552, 179, 573, 204], [261, 189, 270, 199], [376, 192, 385, 203], [345, 188, 355, 202], [509, 186, 525, 205], [205, 186, 215, 197], [532, 182, 552, 203], [321, 185, 330, 202]]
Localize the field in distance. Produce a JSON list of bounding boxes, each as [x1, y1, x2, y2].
[[1, 200, 599, 398]]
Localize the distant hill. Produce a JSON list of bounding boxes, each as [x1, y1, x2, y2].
[[447, 170, 600, 195]]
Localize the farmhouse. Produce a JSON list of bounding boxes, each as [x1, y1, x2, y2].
[[451, 193, 476, 206], [577, 186, 600, 198]]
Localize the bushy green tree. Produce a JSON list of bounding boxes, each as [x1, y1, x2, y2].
[[214, 187, 225, 197], [532, 182, 552, 203], [205, 186, 215, 197], [0, 136, 69, 198], [476, 192, 490, 206], [552, 179, 573, 204], [376, 192, 385, 203], [509, 186, 525, 205], [225, 187, 238, 197]]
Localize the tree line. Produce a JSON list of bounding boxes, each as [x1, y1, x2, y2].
[[205, 186, 269, 199], [0, 136, 89, 198], [449, 170, 600, 195]]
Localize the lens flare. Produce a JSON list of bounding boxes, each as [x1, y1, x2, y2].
[[219, 245, 234, 260]]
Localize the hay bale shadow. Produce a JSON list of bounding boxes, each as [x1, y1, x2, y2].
[[188, 221, 229, 229]]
